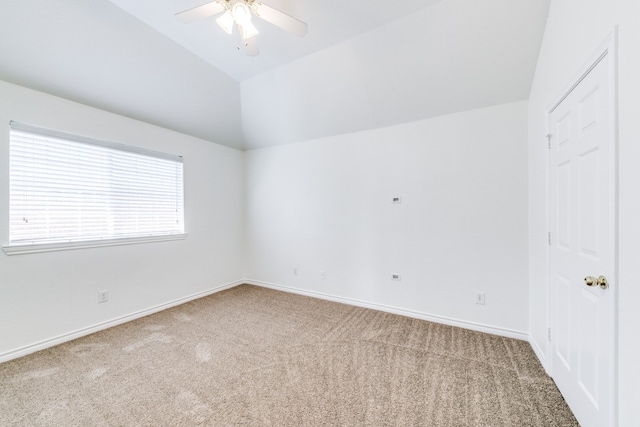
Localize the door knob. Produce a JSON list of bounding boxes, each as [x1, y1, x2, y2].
[[597, 275, 609, 289], [584, 275, 609, 289]]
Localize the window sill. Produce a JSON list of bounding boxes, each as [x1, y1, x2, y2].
[[2, 233, 188, 255]]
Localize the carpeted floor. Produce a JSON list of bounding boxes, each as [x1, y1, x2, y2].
[[0, 284, 578, 426]]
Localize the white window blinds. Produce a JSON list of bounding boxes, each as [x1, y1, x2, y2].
[[8, 122, 184, 248]]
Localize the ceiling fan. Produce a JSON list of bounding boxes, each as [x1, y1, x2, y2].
[[175, 0, 308, 56]]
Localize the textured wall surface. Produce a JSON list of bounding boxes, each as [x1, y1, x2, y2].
[[245, 101, 529, 335]]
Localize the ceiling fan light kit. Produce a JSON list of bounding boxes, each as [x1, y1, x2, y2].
[[215, 10, 234, 35], [176, 0, 308, 56]]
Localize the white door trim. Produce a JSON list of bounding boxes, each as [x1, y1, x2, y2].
[[545, 29, 618, 426]]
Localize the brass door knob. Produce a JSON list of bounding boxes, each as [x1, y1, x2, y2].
[[584, 275, 609, 289], [584, 276, 597, 287], [597, 275, 609, 289]]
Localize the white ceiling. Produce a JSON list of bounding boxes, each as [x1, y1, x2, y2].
[[109, 0, 447, 81], [0, 0, 551, 150], [240, 0, 552, 149], [0, 0, 243, 147]]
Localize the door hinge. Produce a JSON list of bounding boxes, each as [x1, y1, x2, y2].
[[548, 327, 552, 342], [548, 232, 551, 246], [546, 134, 553, 149]]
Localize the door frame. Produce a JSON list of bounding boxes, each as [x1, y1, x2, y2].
[[545, 29, 619, 426]]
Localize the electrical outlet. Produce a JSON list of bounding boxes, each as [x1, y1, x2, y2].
[[98, 290, 109, 303], [475, 292, 485, 305], [320, 271, 326, 280], [293, 266, 298, 276], [391, 274, 401, 281]]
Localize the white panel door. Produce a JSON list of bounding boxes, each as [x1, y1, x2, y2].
[[549, 53, 614, 427]]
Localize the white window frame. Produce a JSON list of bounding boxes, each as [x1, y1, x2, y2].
[[3, 122, 187, 255]]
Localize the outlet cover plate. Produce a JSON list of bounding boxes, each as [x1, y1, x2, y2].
[[98, 290, 109, 303]]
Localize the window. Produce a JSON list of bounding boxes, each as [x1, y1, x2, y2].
[[5, 121, 185, 254]]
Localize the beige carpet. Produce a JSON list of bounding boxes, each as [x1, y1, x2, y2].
[[0, 284, 578, 426]]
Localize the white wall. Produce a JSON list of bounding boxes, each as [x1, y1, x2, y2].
[[0, 80, 245, 360], [528, 0, 640, 424], [245, 100, 529, 335]]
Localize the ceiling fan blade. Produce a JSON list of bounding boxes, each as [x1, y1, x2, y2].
[[244, 36, 260, 57], [253, 2, 308, 37], [175, 1, 225, 23]]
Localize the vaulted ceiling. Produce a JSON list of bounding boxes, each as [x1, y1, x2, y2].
[[0, 0, 550, 150]]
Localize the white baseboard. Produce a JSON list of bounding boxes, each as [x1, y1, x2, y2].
[[528, 334, 550, 374], [0, 280, 244, 363], [2, 278, 533, 364], [245, 279, 529, 341]]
